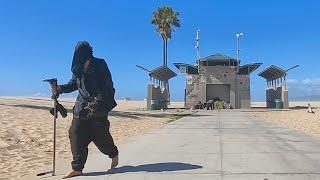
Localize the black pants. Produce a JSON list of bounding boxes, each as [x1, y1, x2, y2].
[[69, 116, 118, 171], [206, 103, 213, 110]]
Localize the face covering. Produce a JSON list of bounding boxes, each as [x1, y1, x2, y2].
[[71, 41, 93, 77]]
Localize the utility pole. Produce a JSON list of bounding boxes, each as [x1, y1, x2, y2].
[[195, 29, 201, 73], [236, 32, 243, 69], [235, 32, 243, 108]]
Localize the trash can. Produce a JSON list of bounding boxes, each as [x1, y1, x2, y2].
[[150, 100, 158, 110], [275, 99, 283, 109]]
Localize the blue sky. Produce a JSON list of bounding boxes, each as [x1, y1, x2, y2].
[[0, 0, 319, 101]]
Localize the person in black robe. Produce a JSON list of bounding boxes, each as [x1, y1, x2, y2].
[[52, 41, 118, 178]]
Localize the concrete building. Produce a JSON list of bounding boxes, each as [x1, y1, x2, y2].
[[174, 53, 262, 109]]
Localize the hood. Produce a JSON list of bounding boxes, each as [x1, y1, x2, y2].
[[71, 41, 93, 77]]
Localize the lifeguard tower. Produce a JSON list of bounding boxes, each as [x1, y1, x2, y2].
[[258, 65, 299, 109], [137, 65, 176, 110]]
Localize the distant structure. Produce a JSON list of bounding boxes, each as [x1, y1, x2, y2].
[[174, 53, 262, 109], [258, 65, 298, 109], [121, 97, 132, 101], [136, 65, 176, 110]]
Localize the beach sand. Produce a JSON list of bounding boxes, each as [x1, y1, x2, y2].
[[0, 97, 184, 179], [2, 97, 319, 179], [250, 101, 320, 138]]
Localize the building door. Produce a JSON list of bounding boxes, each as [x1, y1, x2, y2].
[[206, 84, 230, 103]]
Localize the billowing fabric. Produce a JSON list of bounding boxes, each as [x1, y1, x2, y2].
[[59, 41, 118, 172], [60, 42, 117, 119], [69, 116, 118, 171]]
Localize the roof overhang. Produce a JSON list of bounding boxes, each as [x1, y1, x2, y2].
[[136, 65, 151, 73], [173, 63, 198, 75], [149, 66, 177, 81], [238, 63, 263, 75], [258, 65, 286, 81]]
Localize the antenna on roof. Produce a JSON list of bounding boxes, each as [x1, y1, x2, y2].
[[195, 29, 201, 73]]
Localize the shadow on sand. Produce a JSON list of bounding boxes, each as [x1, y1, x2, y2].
[[0, 103, 51, 110], [83, 162, 203, 176], [0, 103, 195, 119], [289, 106, 308, 110]]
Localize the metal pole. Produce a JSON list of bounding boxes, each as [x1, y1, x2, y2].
[[52, 80, 58, 176], [40, 78, 58, 177], [237, 36, 240, 64], [235, 33, 243, 108], [196, 29, 200, 74], [284, 76, 287, 89], [236, 32, 243, 71], [52, 99, 57, 176]]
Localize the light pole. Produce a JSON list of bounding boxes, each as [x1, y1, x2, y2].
[[235, 32, 243, 108], [195, 29, 200, 74], [236, 32, 243, 68]]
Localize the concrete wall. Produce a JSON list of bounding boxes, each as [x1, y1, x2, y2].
[[185, 66, 251, 109], [266, 85, 289, 109], [147, 84, 168, 110], [236, 75, 251, 109], [282, 88, 289, 109], [185, 75, 201, 107]]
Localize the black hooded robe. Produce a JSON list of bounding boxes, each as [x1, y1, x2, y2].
[[59, 41, 118, 171]]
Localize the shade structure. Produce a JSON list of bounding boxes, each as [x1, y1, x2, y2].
[[136, 65, 151, 73], [173, 63, 198, 75], [149, 66, 177, 81], [258, 65, 286, 81], [238, 63, 263, 75]]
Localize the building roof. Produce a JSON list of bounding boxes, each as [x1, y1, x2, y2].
[[258, 65, 286, 81], [173, 63, 198, 75], [238, 63, 263, 75], [149, 66, 177, 81], [199, 53, 239, 66]]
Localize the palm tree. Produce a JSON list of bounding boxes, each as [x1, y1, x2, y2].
[[151, 6, 180, 66]]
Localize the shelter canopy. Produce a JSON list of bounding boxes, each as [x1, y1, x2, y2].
[[258, 65, 286, 81], [149, 66, 177, 81], [238, 63, 262, 75], [173, 63, 198, 75]]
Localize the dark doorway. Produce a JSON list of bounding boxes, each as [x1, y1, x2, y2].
[[206, 84, 230, 103]]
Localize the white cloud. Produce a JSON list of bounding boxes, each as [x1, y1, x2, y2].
[[302, 79, 312, 85], [287, 78, 320, 97], [301, 78, 320, 85], [32, 92, 48, 97], [287, 78, 320, 85], [287, 79, 299, 84]]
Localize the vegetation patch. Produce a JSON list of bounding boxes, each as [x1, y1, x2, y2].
[[167, 113, 191, 123]]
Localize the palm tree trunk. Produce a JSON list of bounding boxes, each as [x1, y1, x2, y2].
[[163, 38, 166, 66], [165, 38, 168, 66]]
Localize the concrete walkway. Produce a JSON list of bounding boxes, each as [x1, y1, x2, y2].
[[33, 110, 320, 180]]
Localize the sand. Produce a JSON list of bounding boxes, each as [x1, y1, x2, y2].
[[3, 97, 319, 179], [250, 101, 320, 138], [0, 97, 183, 179]]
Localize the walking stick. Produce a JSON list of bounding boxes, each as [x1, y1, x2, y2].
[[38, 78, 58, 176], [52, 95, 57, 176]]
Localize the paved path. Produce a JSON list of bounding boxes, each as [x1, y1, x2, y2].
[[32, 110, 320, 180]]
